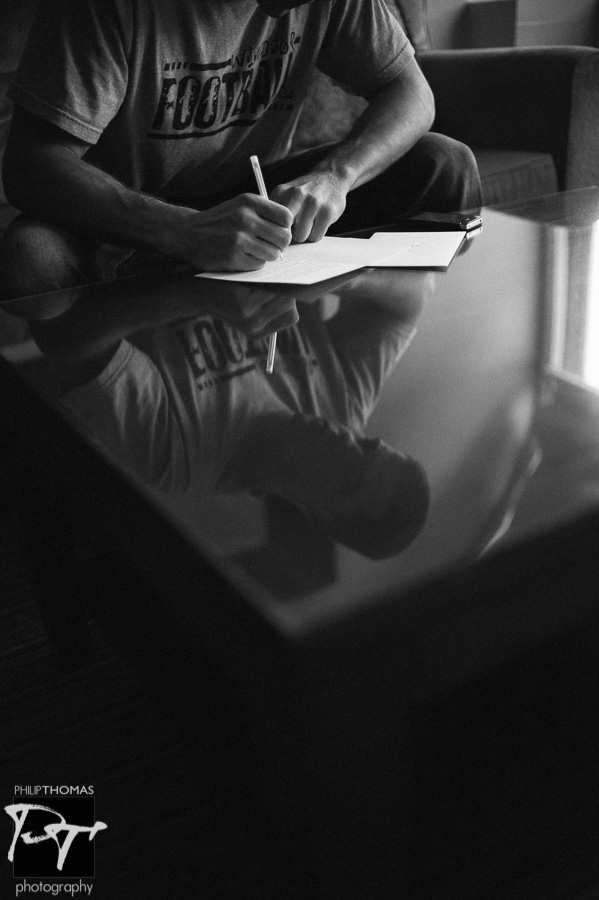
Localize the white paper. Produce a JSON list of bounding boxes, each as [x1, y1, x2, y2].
[[196, 236, 395, 284], [195, 231, 465, 285], [367, 231, 465, 270]]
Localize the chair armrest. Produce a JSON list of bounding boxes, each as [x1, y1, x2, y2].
[[419, 46, 599, 191]]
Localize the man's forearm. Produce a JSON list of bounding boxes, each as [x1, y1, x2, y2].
[[311, 61, 435, 194], [2, 108, 293, 272], [4, 140, 187, 259], [269, 60, 436, 243]]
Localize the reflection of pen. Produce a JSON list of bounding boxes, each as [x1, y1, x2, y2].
[[250, 154, 278, 374]]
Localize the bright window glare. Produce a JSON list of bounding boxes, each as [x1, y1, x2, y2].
[[583, 222, 599, 389]]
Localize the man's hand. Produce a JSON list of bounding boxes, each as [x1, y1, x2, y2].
[[270, 60, 435, 244], [177, 194, 293, 272], [270, 171, 349, 244], [194, 280, 299, 338]]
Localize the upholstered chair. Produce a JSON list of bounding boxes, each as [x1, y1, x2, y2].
[[291, 0, 599, 206]]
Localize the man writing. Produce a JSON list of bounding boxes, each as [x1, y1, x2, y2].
[[1, 0, 481, 298]]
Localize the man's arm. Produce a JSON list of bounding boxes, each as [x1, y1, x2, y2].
[[270, 58, 435, 243], [2, 107, 293, 272]]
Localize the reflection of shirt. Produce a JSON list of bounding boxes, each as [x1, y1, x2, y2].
[[9, 0, 413, 200], [60, 302, 417, 496]]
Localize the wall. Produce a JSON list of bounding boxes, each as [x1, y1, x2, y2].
[[426, 0, 469, 50], [425, 0, 599, 49], [516, 0, 597, 47]]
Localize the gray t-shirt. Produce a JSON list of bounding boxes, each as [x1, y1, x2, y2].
[[60, 300, 417, 497], [9, 0, 413, 201]]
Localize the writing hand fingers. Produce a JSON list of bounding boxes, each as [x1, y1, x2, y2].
[[270, 180, 346, 244], [226, 291, 298, 337], [187, 196, 292, 271], [270, 184, 313, 242], [246, 301, 299, 339]]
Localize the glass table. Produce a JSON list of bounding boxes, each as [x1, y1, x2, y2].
[[2, 188, 599, 890]]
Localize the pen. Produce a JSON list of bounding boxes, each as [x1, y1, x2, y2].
[[250, 154, 278, 374]]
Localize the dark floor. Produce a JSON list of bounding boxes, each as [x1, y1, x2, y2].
[[0, 508, 311, 899], [3, 503, 599, 900]]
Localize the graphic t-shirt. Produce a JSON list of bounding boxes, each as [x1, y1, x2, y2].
[[8, 0, 413, 200], [60, 301, 416, 498]]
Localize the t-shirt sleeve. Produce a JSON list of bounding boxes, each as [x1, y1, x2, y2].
[[7, 0, 131, 144], [60, 339, 192, 494], [325, 298, 419, 431], [316, 0, 415, 99]]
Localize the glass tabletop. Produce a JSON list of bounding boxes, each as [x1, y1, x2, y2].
[[3, 188, 599, 630]]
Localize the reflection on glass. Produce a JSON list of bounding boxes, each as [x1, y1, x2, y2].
[[9, 203, 599, 607], [583, 222, 599, 390], [25, 268, 433, 561]]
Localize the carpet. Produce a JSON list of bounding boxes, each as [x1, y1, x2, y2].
[[0, 508, 304, 900]]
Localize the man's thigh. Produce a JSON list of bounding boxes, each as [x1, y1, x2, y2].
[[335, 133, 482, 233]]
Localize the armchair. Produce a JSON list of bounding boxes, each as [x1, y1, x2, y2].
[[291, 0, 599, 207], [422, 45, 599, 204]]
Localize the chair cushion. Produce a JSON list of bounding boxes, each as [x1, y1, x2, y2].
[[475, 150, 559, 207]]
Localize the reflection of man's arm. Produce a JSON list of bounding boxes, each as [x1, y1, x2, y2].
[[322, 269, 436, 430], [326, 268, 435, 348], [29, 275, 299, 391]]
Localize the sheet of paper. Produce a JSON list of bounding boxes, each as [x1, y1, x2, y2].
[[367, 231, 465, 270], [196, 236, 395, 285]]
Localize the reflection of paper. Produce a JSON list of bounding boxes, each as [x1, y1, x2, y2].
[[196, 236, 395, 284], [368, 231, 465, 270]]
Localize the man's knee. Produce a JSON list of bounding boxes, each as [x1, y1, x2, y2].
[[337, 133, 483, 229], [413, 133, 483, 212], [0, 216, 93, 301]]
